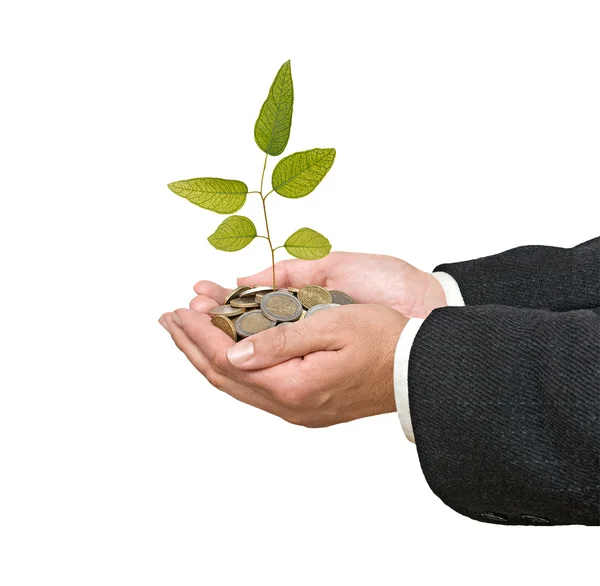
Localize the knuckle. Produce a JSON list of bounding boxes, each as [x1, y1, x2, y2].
[[269, 330, 290, 355], [302, 420, 328, 429], [281, 410, 326, 428], [205, 368, 224, 389], [282, 410, 308, 427], [274, 382, 307, 410]]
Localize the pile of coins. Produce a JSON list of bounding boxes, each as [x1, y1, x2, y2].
[[209, 285, 356, 342]]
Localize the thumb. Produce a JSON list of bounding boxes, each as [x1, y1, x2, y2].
[[225, 311, 344, 370]]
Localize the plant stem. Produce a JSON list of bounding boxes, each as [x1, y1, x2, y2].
[[260, 193, 276, 289], [258, 152, 277, 289], [259, 151, 268, 200]]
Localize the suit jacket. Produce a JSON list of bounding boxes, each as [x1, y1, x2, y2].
[[408, 237, 600, 525]]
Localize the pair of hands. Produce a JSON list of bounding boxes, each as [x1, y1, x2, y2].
[[159, 252, 447, 427]]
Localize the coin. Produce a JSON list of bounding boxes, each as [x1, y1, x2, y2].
[[305, 303, 341, 318], [329, 290, 356, 305], [208, 304, 245, 318], [235, 310, 276, 338], [288, 287, 299, 294], [225, 285, 251, 304], [297, 285, 332, 309], [230, 297, 259, 308], [211, 315, 237, 341], [239, 286, 273, 298], [260, 291, 303, 322]]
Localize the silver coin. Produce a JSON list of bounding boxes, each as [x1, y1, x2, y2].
[[230, 297, 259, 308], [260, 291, 303, 322], [239, 286, 274, 298], [208, 304, 246, 318], [225, 285, 251, 304], [329, 290, 356, 305], [235, 310, 276, 338], [304, 303, 341, 318]]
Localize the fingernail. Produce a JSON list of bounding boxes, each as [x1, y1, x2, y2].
[[171, 312, 183, 326], [226, 341, 254, 366], [158, 316, 170, 333]]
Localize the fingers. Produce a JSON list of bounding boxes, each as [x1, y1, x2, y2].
[[171, 308, 236, 368], [161, 312, 282, 415], [171, 308, 311, 393], [225, 308, 347, 370], [192, 280, 232, 305], [189, 294, 220, 313], [161, 308, 350, 424], [237, 257, 331, 289], [162, 312, 214, 374]]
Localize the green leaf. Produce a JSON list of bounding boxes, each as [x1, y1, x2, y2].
[[284, 228, 331, 260], [254, 60, 294, 156], [271, 148, 336, 198], [207, 215, 257, 252], [167, 178, 247, 214]]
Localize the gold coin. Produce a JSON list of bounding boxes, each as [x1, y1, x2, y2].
[[225, 286, 251, 305], [297, 285, 332, 309], [211, 316, 237, 341], [230, 297, 259, 308], [288, 287, 299, 294], [208, 304, 245, 318], [300, 309, 307, 319]]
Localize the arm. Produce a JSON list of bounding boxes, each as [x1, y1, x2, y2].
[[407, 304, 600, 525], [434, 236, 600, 310], [394, 235, 600, 440]]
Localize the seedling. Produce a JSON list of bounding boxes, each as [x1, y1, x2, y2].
[[167, 60, 336, 290]]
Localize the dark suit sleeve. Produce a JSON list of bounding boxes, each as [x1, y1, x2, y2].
[[434, 236, 600, 310], [408, 304, 600, 525]]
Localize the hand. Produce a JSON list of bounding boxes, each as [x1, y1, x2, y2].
[[159, 303, 408, 427], [189, 252, 446, 318]]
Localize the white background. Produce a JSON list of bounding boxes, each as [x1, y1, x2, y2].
[[1, 1, 598, 584]]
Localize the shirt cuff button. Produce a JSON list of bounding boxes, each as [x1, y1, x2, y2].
[[521, 514, 550, 524], [481, 512, 508, 522]]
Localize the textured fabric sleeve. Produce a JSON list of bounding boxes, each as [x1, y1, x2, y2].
[[434, 236, 600, 310], [408, 304, 600, 526]]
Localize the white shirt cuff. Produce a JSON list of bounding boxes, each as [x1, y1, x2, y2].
[[431, 271, 465, 306], [393, 271, 465, 443]]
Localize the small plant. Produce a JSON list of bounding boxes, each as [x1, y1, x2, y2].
[[167, 60, 335, 290]]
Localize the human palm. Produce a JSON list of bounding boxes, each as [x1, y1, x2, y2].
[[190, 252, 446, 319]]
